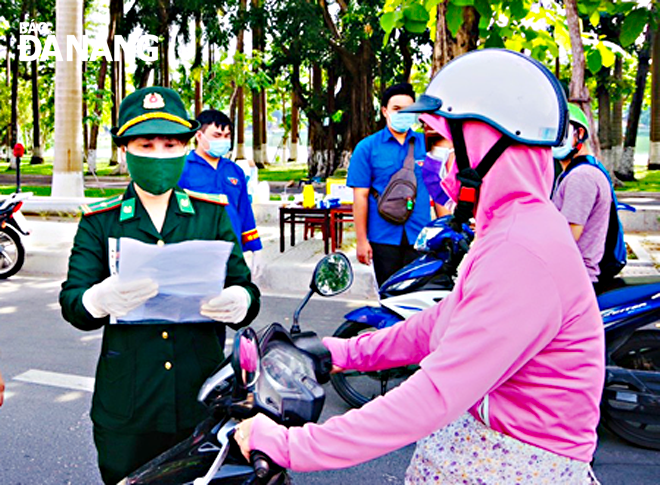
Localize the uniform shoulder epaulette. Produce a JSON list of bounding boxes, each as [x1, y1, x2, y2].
[[80, 194, 123, 216], [184, 189, 228, 206]]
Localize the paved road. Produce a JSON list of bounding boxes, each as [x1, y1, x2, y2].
[[0, 275, 658, 484]]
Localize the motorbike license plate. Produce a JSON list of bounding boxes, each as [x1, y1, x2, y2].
[[12, 210, 31, 235]]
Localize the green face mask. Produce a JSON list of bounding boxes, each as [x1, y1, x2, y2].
[[126, 152, 186, 195]]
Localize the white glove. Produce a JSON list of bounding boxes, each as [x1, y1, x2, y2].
[[82, 275, 159, 319], [200, 285, 251, 323], [249, 250, 264, 280]]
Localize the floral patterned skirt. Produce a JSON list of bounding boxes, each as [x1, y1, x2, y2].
[[405, 413, 599, 484]]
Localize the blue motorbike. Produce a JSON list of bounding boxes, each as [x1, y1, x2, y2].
[[330, 215, 660, 450]]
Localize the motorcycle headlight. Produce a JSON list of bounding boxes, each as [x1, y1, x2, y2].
[[414, 227, 444, 252], [262, 344, 316, 393], [387, 278, 417, 292]]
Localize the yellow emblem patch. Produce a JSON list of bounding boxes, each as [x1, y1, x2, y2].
[[143, 92, 165, 109]]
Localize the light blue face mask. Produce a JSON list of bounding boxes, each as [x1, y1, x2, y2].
[[389, 111, 417, 133], [203, 134, 232, 158], [552, 125, 575, 160]]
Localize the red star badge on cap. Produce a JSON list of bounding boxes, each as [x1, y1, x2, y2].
[[143, 93, 165, 109]]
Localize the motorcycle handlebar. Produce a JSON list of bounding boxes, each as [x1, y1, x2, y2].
[[250, 450, 273, 479]]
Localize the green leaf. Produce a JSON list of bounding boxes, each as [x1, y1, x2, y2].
[[589, 10, 600, 28], [597, 42, 615, 68], [403, 3, 430, 23], [620, 9, 648, 47], [331, 110, 344, 123], [473, 0, 491, 19], [586, 48, 602, 74], [505, 38, 524, 52], [509, 0, 527, 21], [484, 34, 505, 49], [446, 3, 464, 37], [449, 0, 474, 6], [424, 0, 444, 12], [380, 11, 398, 33], [405, 20, 429, 34]]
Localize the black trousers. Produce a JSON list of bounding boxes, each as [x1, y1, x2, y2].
[[370, 232, 419, 287], [94, 424, 195, 484]]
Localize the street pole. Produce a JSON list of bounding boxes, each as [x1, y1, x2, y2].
[[13, 143, 24, 193]]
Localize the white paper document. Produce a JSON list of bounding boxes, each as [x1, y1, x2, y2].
[[115, 237, 234, 324]]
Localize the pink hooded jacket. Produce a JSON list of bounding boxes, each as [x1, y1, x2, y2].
[[250, 117, 605, 471]]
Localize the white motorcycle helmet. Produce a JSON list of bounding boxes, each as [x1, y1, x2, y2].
[[403, 49, 569, 227], [403, 48, 569, 147]]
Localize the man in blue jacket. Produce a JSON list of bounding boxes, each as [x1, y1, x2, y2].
[[179, 110, 263, 276], [348, 83, 434, 286]]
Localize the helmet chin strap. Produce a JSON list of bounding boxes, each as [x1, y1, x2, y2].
[[562, 125, 588, 161], [448, 120, 513, 231]]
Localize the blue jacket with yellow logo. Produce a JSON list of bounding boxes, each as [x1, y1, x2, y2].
[[179, 151, 263, 252]]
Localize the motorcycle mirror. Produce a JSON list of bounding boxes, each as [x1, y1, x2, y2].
[[291, 252, 354, 335], [232, 327, 261, 394], [311, 252, 354, 297]]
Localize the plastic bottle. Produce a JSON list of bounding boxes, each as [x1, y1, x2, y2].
[[302, 183, 316, 208]]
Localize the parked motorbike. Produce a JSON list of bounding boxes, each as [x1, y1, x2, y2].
[[330, 215, 473, 408], [330, 214, 660, 451], [120, 252, 353, 485], [0, 191, 32, 279]]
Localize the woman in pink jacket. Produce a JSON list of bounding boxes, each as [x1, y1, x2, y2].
[[235, 49, 605, 484]]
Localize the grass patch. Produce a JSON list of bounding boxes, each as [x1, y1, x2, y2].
[[260, 163, 308, 182], [0, 160, 126, 177], [0, 185, 125, 198], [618, 169, 660, 192]]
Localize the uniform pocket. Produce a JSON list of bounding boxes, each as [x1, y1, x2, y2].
[[92, 349, 136, 424]]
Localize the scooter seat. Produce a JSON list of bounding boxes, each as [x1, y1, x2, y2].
[[597, 276, 660, 311]]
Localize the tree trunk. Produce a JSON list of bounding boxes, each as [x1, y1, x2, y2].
[[649, 23, 660, 169], [52, 0, 84, 197], [251, 86, 263, 167], [157, 0, 170, 88], [611, 55, 624, 177], [398, 30, 413, 81], [597, 68, 612, 170], [88, 0, 120, 174], [235, 0, 247, 160], [82, 60, 89, 162], [251, 0, 265, 168], [623, 25, 653, 179], [432, 4, 479, 75], [30, 58, 43, 164], [5, 33, 10, 164], [566, 0, 602, 162], [9, 21, 21, 170], [307, 65, 332, 178], [109, 54, 119, 166], [260, 88, 267, 164], [289, 88, 299, 162], [193, 13, 203, 117]]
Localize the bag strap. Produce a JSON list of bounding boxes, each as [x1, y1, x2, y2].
[[403, 138, 416, 170], [370, 138, 417, 200]]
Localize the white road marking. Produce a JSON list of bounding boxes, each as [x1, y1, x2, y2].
[[13, 369, 94, 393], [80, 334, 103, 342]]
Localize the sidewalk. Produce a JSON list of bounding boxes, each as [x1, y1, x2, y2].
[[18, 216, 380, 301], [12, 191, 660, 299]]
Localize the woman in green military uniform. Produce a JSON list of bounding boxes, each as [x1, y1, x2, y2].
[[59, 87, 260, 484]]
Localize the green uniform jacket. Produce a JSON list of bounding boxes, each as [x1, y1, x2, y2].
[[60, 184, 260, 434]]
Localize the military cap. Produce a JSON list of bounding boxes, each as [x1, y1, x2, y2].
[[111, 86, 200, 145]]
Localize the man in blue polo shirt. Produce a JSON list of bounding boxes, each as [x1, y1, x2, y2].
[[348, 83, 434, 286], [179, 109, 263, 277]]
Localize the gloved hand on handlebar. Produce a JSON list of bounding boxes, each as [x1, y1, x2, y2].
[[200, 285, 251, 323], [82, 275, 159, 319]]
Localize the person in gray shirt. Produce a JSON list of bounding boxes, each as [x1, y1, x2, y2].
[[552, 103, 612, 285]]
